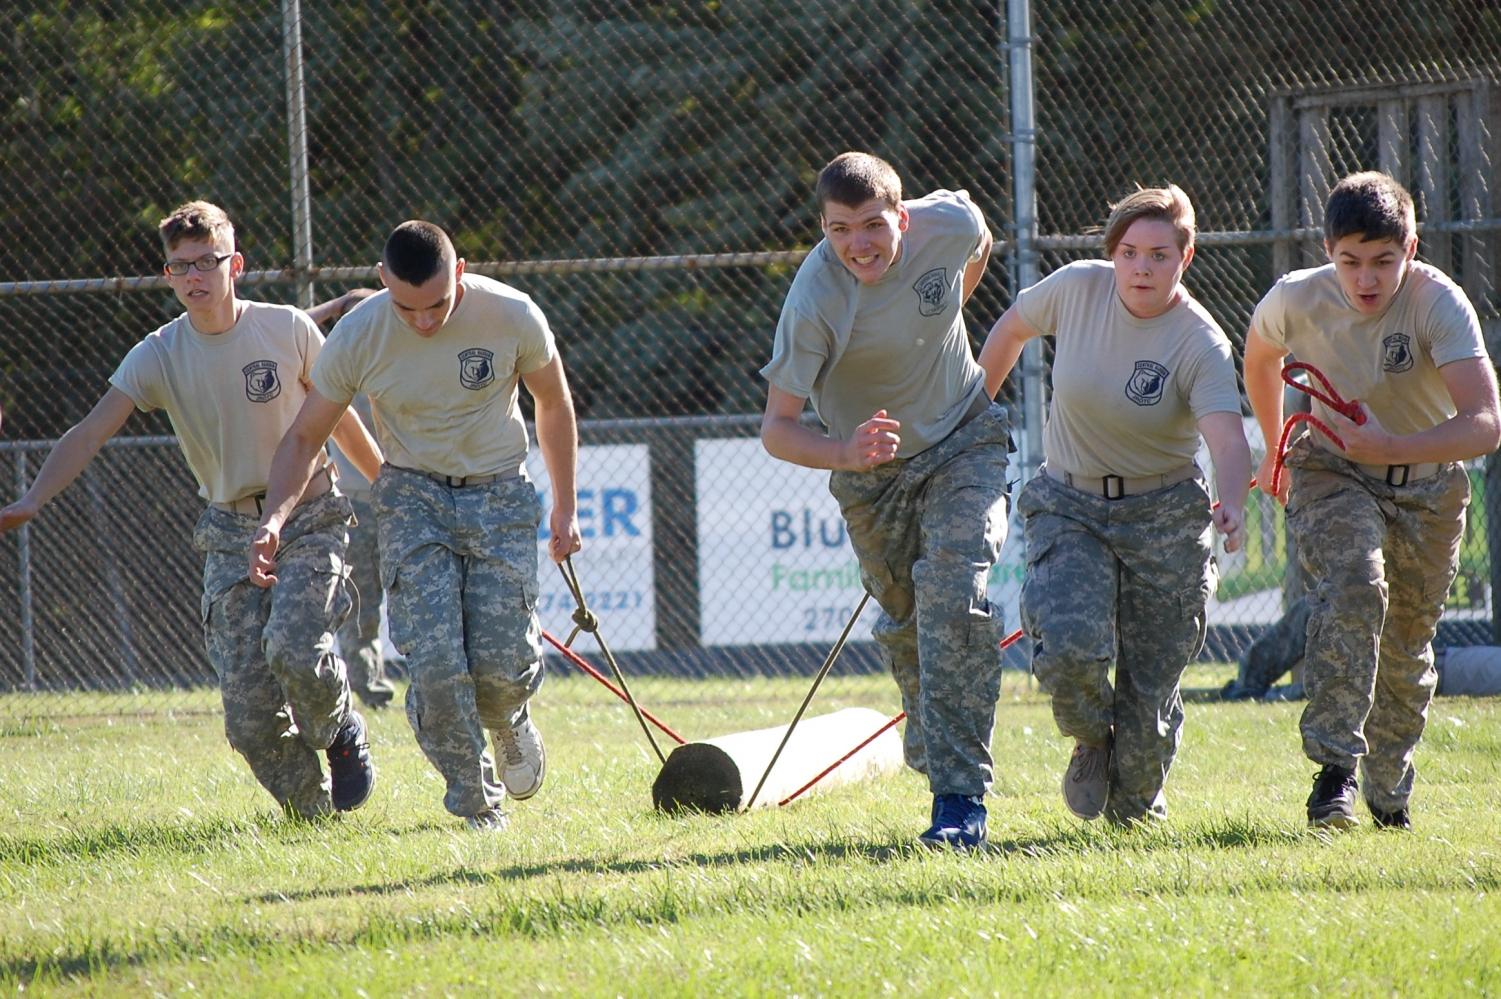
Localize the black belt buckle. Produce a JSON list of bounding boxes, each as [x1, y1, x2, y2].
[[1102, 475, 1125, 500], [1386, 464, 1410, 487], [444, 474, 468, 488]]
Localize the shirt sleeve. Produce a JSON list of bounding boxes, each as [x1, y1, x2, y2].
[[296, 309, 326, 383], [108, 336, 165, 412], [759, 305, 831, 399], [514, 296, 558, 375], [1185, 335, 1244, 420], [950, 189, 987, 262], [1250, 279, 1290, 352], [1013, 263, 1081, 337], [1423, 281, 1488, 369], [310, 331, 356, 406]]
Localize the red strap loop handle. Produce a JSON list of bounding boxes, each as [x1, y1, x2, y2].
[[1270, 362, 1363, 497]]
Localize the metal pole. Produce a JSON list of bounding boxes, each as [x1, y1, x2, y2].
[[83, 466, 140, 688], [15, 451, 35, 690], [1007, 0, 1045, 480], [281, 0, 315, 309]]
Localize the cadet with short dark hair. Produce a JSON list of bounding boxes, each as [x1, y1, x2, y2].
[[1244, 171, 1501, 830], [251, 220, 582, 832]]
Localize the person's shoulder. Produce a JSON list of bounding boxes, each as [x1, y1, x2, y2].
[[1040, 258, 1111, 290], [130, 313, 189, 354], [463, 272, 531, 301], [1404, 261, 1473, 309], [905, 189, 983, 233], [1275, 263, 1335, 295], [245, 299, 316, 331], [462, 272, 543, 315], [785, 240, 846, 303], [1179, 293, 1232, 345]]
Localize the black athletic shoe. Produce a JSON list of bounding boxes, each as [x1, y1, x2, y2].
[[1368, 801, 1411, 830], [327, 710, 376, 812], [1306, 764, 1358, 830]]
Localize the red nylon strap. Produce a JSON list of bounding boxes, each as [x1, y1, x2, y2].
[[1271, 361, 1364, 496]]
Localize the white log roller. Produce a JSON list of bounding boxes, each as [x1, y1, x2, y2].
[[652, 707, 905, 813]]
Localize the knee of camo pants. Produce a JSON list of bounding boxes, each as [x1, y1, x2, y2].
[[912, 551, 1002, 643], [871, 613, 925, 771]]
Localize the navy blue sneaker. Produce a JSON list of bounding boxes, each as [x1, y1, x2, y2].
[[326, 710, 375, 812], [919, 793, 987, 850]]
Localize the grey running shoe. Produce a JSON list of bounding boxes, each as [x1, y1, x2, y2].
[[465, 807, 508, 832], [1063, 739, 1110, 820]]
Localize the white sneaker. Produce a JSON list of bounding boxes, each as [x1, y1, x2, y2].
[[464, 807, 508, 832], [494, 714, 546, 800]]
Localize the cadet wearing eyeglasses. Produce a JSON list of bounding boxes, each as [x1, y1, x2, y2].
[[0, 201, 384, 821]]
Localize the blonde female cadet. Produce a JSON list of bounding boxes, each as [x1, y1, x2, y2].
[[981, 185, 1251, 824]]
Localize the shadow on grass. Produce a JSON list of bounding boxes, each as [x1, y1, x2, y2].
[[0, 811, 452, 869], [249, 813, 1306, 910]]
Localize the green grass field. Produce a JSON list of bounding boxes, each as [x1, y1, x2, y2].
[[2, 668, 1499, 996]]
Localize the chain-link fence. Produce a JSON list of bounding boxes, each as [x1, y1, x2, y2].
[[2, 2, 1499, 719]]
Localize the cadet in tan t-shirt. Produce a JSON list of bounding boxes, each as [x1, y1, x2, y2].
[[310, 289, 398, 712], [761, 151, 1010, 850], [251, 220, 583, 833], [1244, 171, 1501, 831], [0, 201, 383, 819], [983, 184, 1252, 826]]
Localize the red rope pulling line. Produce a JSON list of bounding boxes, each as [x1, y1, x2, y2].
[[777, 629, 1028, 807], [542, 629, 689, 746], [1271, 361, 1365, 497]]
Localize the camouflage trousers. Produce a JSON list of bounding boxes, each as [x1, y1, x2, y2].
[[337, 492, 396, 708], [1285, 438, 1468, 811], [194, 489, 355, 818], [374, 465, 544, 818], [1018, 472, 1214, 823], [829, 404, 1010, 798]]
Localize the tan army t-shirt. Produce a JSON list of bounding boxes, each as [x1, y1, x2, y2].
[[1015, 260, 1241, 478], [761, 190, 989, 458], [110, 300, 323, 504], [1253, 260, 1486, 443], [313, 274, 556, 478]]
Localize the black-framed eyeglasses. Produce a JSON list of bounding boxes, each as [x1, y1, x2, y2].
[[164, 252, 233, 276]]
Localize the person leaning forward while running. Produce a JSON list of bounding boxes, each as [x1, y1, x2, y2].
[[250, 220, 582, 832], [0, 201, 381, 818], [1243, 171, 1500, 831], [983, 185, 1251, 826], [760, 151, 1011, 850], [307, 288, 399, 711]]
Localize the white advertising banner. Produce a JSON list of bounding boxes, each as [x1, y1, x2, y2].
[[528, 444, 657, 651], [696, 438, 1025, 648]]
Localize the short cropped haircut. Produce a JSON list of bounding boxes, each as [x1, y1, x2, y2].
[[1103, 185, 1196, 257], [159, 201, 235, 253], [383, 220, 454, 286], [815, 152, 903, 213], [1324, 171, 1416, 246]]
